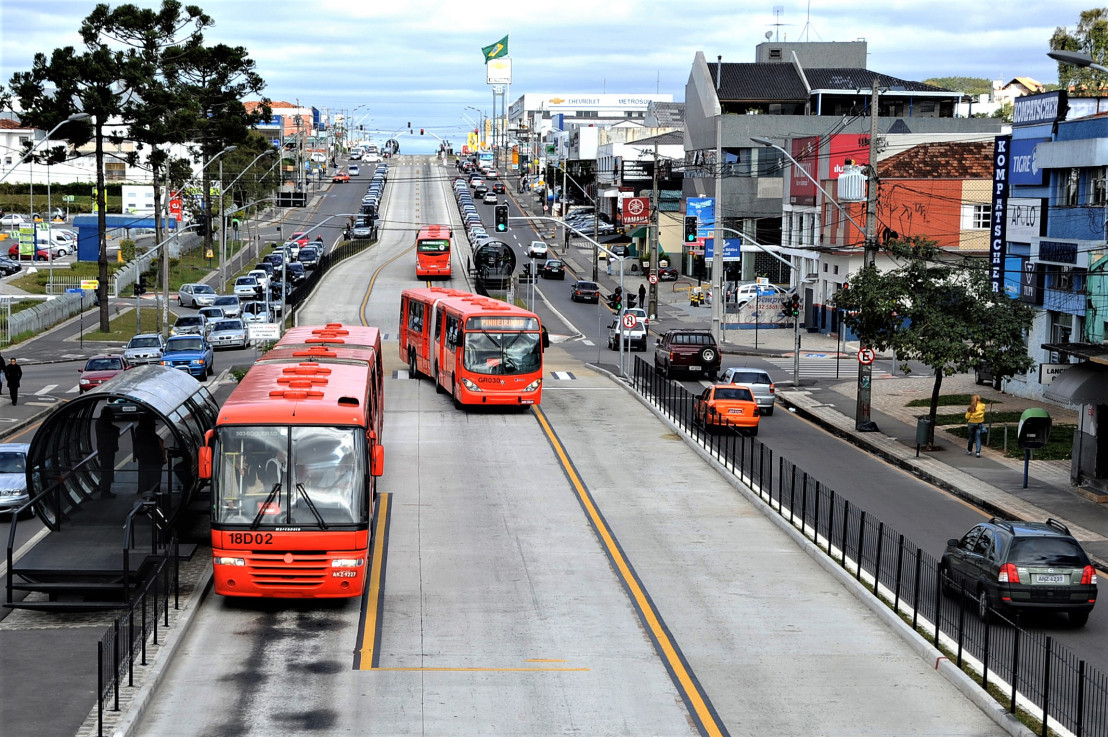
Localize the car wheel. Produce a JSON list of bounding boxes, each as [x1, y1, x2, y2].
[[763, 405, 774, 417], [939, 564, 955, 598], [749, 426, 758, 437], [1070, 610, 1090, 627], [706, 367, 718, 381]]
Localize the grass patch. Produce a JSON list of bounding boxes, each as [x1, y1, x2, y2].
[[81, 302, 182, 342], [945, 423, 1074, 461], [906, 393, 998, 408]]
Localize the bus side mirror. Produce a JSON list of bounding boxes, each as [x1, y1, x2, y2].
[[198, 446, 212, 480], [371, 445, 384, 477]]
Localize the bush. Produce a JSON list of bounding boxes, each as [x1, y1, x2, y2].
[[119, 239, 136, 262]]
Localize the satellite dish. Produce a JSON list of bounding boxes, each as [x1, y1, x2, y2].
[[765, 31, 773, 39]]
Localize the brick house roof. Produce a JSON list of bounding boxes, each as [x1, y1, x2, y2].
[[878, 141, 993, 178], [0, 118, 26, 129]]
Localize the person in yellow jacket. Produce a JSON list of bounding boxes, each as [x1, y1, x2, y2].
[[965, 394, 985, 457]]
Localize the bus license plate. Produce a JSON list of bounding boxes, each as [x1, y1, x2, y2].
[[1035, 574, 1066, 584]]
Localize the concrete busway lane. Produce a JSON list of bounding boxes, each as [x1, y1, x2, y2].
[[130, 339, 1006, 737]]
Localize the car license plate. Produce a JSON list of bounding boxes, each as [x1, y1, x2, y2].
[[689, 365, 700, 371], [1035, 574, 1066, 584], [728, 408, 744, 414]]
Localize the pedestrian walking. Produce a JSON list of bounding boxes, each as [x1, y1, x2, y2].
[[606, 258, 612, 276], [4, 357, 21, 405], [134, 414, 166, 495], [638, 283, 647, 311], [0, 351, 5, 397], [965, 394, 986, 457], [95, 408, 119, 498]]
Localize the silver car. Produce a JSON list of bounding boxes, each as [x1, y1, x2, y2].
[[178, 283, 217, 307], [211, 295, 242, 318], [123, 333, 166, 365], [0, 443, 30, 516], [208, 318, 247, 349], [171, 314, 207, 337], [721, 367, 776, 416]]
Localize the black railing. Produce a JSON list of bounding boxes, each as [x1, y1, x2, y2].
[[96, 533, 178, 737], [632, 356, 1108, 737]]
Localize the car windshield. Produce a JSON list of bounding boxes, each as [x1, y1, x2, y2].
[[168, 338, 203, 351], [213, 426, 366, 527], [195, 285, 216, 295], [715, 387, 754, 402], [213, 320, 243, 332], [462, 331, 542, 376], [86, 358, 122, 371], [236, 278, 257, 286], [0, 451, 26, 474], [1009, 538, 1088, 567], [214, 297, 237, 306], [176, 317, 202, 327], [129, 337, 160, 348]]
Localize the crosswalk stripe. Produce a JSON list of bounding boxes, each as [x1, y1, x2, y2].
[[35, 384, 57, 396], [762, 357, 894, 379]]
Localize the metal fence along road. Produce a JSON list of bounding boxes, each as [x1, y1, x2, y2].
[[632, 356, 1108, 737]]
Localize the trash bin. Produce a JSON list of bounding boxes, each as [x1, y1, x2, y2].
[[915, 416, 931, 446]]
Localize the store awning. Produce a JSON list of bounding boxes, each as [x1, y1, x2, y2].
[[628, 226, 648, 239], [1044, 362, 1108, 404]]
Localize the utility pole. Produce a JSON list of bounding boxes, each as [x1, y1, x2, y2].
[[648, 142, 659, 319], [711, 112, 723, 341], [855, 79, 880, 430]]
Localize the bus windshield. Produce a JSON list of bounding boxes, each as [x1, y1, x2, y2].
[[463, 331, 542, 375], [214, 426, 366, 527], [417, 239, 450, 253]]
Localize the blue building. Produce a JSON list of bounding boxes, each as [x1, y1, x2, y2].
[[1004, 91, 1108, 489]]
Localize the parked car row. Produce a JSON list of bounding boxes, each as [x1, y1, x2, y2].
[[359, 163, 389, 225], [452, 176, 489, 246]]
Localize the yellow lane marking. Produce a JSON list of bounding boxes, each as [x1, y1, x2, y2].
[[356, 492, 391, 670], [533, 405, 729, 737], [374, 667, 589, 672]]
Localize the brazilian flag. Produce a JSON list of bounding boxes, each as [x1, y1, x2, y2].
[[481, 35, 508, 64]]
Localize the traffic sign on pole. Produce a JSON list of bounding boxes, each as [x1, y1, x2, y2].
[[622, 313, 638, 329], [648, 273, 658, 285], [857, 347, 875, 365], [80, 279, 99, 291]]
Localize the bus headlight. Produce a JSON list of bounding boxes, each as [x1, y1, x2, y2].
[[214, 556, 245, 566], [523, 379, 541, 392], [332, 558, 365, 568], [461, 378, 482, 392]]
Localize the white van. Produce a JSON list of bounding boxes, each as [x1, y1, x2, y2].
[[35, 229, 75, 256]]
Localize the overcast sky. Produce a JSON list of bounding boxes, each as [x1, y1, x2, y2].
[[0, 0, 1096, 154]]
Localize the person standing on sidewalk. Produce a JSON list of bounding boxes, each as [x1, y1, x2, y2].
[[4, 357, 22, 405], [638, 283, 647, 312], [95, 408, 119, 498], [965, 394, 985, 457]]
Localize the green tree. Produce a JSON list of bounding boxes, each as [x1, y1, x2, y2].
[[1051, 8, 1108, 95], [923, 76, 992, 97], [833, 237, 1036, 448], [9, 29, 126, 331]]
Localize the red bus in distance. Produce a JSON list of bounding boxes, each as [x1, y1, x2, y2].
[[415, 224, 452, 279], [399, 287, 546, 407], [200, 324, 385, 598]]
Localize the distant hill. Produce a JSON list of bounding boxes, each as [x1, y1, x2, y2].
[[923, 77, 992, 95]]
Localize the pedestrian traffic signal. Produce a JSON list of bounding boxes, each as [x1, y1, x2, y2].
[[494, 204, 509, 232], [684, 216, 697, 243], [789, 293, 800, 317]]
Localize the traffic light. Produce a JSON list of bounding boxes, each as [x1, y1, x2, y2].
[[134, 275, 147, 296], [789, 293, 801, 317], [494, 204, 508, 232], [684, 215, 697, 243], [420, 128, 424, 135]]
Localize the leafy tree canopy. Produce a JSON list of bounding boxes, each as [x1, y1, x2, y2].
[[923, 76, 992, 96], [1051, 8, 1108, 95], [833, 236, 1036, 446]]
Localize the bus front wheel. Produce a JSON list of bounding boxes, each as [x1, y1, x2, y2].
[[452, 377, 464, 410]]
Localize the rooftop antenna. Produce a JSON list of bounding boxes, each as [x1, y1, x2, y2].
[[799, 0, 822, 42], [772, 5, 785, 42]]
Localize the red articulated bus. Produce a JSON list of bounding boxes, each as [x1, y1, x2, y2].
[[199, 324, 385, 598], [399, 287, 546, 407], [415, 224, 452, 279]]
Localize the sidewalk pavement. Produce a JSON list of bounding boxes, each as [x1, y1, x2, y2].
[[516, 175, 1108, 571]]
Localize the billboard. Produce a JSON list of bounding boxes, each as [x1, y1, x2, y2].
[[486, 57, 512, 85], [829, 134, 870, 179], [790, 137, 819, 205]]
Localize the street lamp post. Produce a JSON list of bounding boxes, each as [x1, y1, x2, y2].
[[219, 149, 276, 287]]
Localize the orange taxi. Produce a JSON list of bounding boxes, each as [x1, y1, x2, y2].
[[693, 384, 761, 435], [332, 171, 350, 183]]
